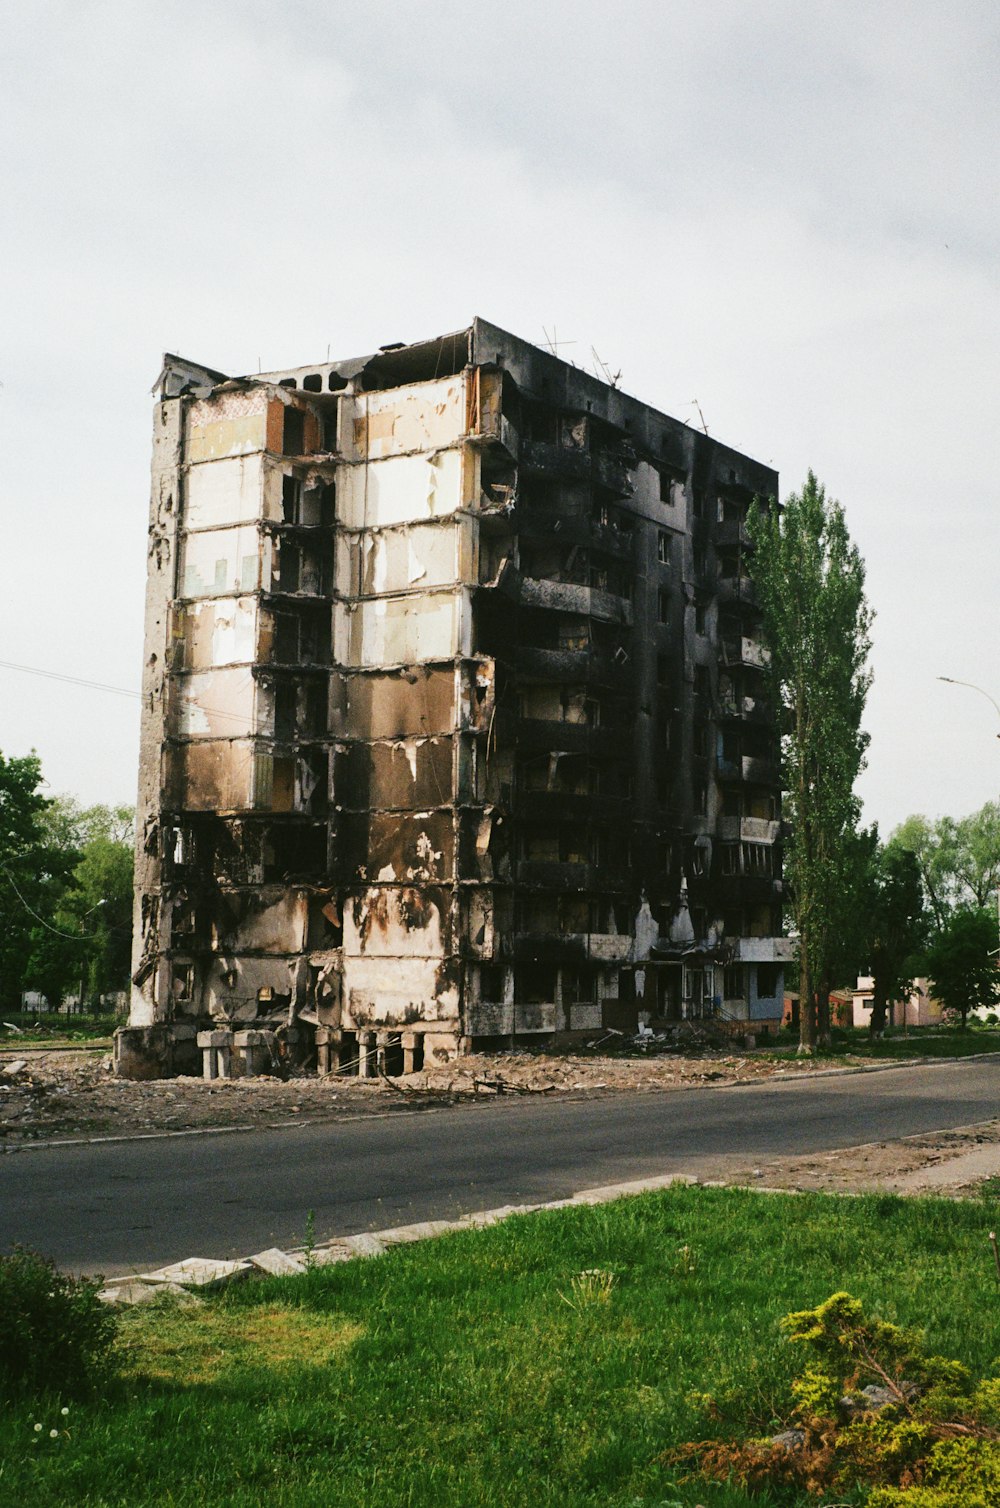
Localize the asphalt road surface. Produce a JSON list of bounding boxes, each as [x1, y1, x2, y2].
[[2, 1058, 998, 1275]]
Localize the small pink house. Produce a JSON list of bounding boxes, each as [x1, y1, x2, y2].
[[851, 977, 945, 1029]]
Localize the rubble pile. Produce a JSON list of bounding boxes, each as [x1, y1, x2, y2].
[[0, 1041, 840, 1145]]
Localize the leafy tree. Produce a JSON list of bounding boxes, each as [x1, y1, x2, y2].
[[24, 800, 134, 1010], [0, 752, 78, 1012], [748, 472, 873, 1053], [815, 823, 878, 1043], [865, 838, 927, 1038], [894, 802, 1000, 926], [925, 907, 1000, 1029]]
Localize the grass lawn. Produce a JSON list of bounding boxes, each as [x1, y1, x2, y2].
[[0, 1011, 116, 1049], [769, 1025, 1000, 1061], [3, 1186, 999, 1507]]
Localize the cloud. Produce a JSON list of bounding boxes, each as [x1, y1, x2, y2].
[[0, 0, 996, 824]]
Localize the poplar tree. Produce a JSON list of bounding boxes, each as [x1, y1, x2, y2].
[[747, 472, 873, 1053]]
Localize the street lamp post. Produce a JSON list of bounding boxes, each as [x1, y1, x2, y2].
[[937, 677, 1000, 736]]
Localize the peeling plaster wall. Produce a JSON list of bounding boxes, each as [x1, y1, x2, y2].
[[337, 448, 466, 529]]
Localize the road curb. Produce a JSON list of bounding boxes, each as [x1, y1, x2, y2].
[[98, 1170, 706, 1303]]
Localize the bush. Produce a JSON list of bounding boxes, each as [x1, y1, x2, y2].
[[671, 1291, 1000, 1504], [0, 1248, 118, 1397]]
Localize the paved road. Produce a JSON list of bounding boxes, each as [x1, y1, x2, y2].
[[2, 1058, 998, 1275]]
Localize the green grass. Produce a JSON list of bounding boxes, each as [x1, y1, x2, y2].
[[770, 1024, 1000, 1061], [0, 1011, 117, 1048], [3, 1186, 999, 1507]]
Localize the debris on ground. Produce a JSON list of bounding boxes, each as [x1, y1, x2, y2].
[[3, 1046, 1000, 1203], [0, 1042, 836, 1144]]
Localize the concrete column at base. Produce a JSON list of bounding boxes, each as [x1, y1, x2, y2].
[[401, 1030, 418, 1075], [422, 1030, 460, 1066], [358, 1031, 376, 1078], [315, 1027, 332, 1076], [114, 1026, 174, 1081], [234, 1029, 269, 1078], [197, 1030, 233, 1081]]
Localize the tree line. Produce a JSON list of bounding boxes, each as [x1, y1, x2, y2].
[[0, 751, 133, 1015], [749, 472, 999, 1049]]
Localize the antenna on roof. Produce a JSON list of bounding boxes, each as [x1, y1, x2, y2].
[[688, 399, 709, 434], [542, 325, 577, 359], [591, 347, 622, 389]]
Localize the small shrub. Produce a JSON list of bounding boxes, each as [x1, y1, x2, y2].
[[669, 1291, 1000, 1503], [0, 1248, 118, 1397]]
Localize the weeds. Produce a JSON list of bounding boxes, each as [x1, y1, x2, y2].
[[302, 1207, 317, 1270], [557, 1266, 617, 1310]]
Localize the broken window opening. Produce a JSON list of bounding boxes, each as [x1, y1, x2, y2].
[[283, 406, 305, 455], [479, 964, 505, 1001], [339, 1030, 359, 1076], [382, 1033, 405, 1077], [756, 963, 780, 997], [171, 962, 195, 1004], [514, 964, 557, 1004]]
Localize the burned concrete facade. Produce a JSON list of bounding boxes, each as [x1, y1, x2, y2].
[[118, 320, 789, 1080]]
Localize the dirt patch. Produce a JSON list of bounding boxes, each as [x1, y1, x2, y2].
[[0, 1044, 854, 1145], [705, 1121, 1000, 1200]]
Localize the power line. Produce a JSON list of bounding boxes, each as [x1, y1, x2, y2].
[[0, 658, 258, 728], [0, 659, 141, 700], [0, 866, 105, 940]]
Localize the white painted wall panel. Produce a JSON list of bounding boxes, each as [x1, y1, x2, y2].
[[341, 375, 466, 462], [338, 449, 464, 528], [185, 455, 266, 530], [180, 525, 266, 597], [337, 592, 459, 667], [175, 667, 257, 737]]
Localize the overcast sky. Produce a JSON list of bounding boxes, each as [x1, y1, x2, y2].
[[1, 0, 997, 832]]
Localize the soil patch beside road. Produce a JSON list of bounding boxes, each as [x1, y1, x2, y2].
[[0, 1045, 837, 1144], [3, 1047, 1000, 1200]]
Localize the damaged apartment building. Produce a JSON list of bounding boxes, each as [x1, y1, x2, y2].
[[117, 318, 790, 1080]]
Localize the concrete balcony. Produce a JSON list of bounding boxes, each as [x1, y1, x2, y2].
[[515, 721, 622, 758], [519, 576, 633, 626], [511, 932, 632, 963], [592, 449, 636, 497], [717, 694, 773, 725], [720, 636, 770, 669], [517, 791, 631, 824], [717, 575, 758, 608], [729, 936, 796, 963], [717, 816, 781, 843], [715, 519, 751, 548], [717, 755, 781, 787], [467, 1001, 557, 1035], [519, 440, 591, 480], [513, 644, 623, 688]]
